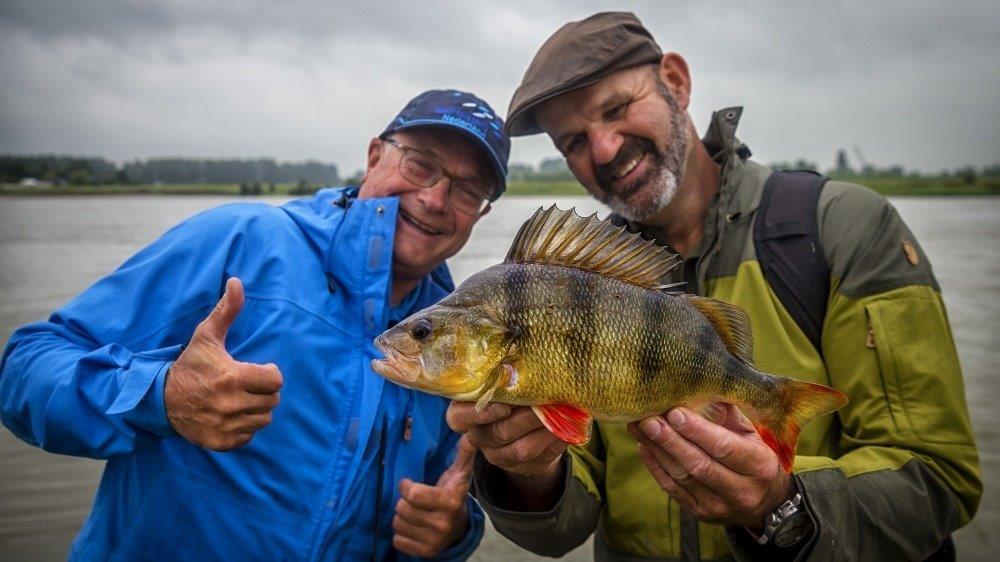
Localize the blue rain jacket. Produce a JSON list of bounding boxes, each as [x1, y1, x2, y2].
[[0, 188, 484, 561]]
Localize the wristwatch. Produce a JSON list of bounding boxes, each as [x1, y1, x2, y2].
[[754, 491, 814, 548]]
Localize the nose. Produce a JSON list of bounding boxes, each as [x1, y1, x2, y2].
[[418, 177, 450, 213], [589, 127, 625, 167]]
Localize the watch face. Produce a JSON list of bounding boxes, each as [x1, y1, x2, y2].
[[774, 512, 812, 549]]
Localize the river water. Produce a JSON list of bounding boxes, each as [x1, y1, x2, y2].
[[0, 195, 996, 561]]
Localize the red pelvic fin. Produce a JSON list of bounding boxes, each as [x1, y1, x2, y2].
[[532, 404, 592, 445]]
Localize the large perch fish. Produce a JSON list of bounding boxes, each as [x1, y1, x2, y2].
[[372, 206, 847, 471]]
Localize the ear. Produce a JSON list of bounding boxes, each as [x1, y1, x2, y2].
[[657, 52, 692, 110], [366, 137, 383, 172], [359, 137, 385, 188], [478, 203, 492, 219]]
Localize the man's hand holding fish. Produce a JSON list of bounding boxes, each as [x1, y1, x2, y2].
[[447, 402, 567, 509], [629, 404, 792, 529]]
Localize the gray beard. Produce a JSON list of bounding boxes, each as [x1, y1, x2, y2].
[[609, 88, 690, 223], [607, 159, 679, 223]]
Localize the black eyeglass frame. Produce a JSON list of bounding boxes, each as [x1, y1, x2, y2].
[[382, 137, 494, 216]]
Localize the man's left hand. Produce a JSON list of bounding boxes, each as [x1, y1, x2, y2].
[[392, 436, 475, 557], [627, 403, 793, 528]]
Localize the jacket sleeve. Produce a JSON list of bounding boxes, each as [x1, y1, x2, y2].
[[425, 422, 485, 562], [469, 421, 606, 557], [0, 205, 263, 459], [729, 183, 982, 560]]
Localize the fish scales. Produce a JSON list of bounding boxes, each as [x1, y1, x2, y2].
[[479, 262, 764, 421], [372, 206, 849, 471]]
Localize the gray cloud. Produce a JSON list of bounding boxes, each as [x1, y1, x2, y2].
[[1, 0, 997, 175]]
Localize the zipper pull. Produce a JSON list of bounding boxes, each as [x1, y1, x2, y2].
[[866, 320, 877, 348], [403, 415, 413, 442]]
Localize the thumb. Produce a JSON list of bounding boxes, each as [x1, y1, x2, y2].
[[397, 478, 414, 499], [198, 277, 245, 343], [437, 435, 475, 490]]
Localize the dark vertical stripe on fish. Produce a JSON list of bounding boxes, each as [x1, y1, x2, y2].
[[720, 354, 746, 394], [504, 264, 531, 340], [566, 269, 594, 387], [687, 323, 717, 389], [637, 289, 662, 386]]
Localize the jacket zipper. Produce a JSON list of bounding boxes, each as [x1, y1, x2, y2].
[[371, 415, 388, 561], [683, 195, 728, 562]]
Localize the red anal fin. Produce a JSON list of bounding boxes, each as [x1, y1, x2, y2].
[[751, 378, 849, 473], [532, 404, 592, 445], [754, 422, 797, 473]]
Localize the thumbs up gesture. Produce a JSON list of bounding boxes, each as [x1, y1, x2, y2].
[[164, 277, 283, 451], [392, 436, 476, 557]]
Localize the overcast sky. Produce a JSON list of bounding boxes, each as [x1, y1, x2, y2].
[[1, 0, 997, 175]]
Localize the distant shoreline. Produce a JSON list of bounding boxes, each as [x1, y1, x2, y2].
[[2, 178, 998, 197]]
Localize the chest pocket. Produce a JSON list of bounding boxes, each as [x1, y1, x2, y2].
[[864, 295, 972, 445]]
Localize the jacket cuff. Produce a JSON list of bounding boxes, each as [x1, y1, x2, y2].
[[724, 474, 818, 562], [430, 495, 484, 562], [105, 346, 182, 437], [472, 451, 571, 526]]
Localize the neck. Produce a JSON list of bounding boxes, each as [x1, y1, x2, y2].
[[640, 134, 720, 257], [390, 277, 420, 307]]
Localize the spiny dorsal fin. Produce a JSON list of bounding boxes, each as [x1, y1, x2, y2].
[[505, 205, 680, 289], [685, 295, 755, 365]]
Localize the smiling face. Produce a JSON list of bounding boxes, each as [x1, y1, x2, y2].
[[534, 62, 694, 222], [358, 127, 494, 284]]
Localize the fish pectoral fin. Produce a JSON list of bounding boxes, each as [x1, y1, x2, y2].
[[475, 361, 520, 412], [532, 404, 592, 445], [474, 387, 497, 412]]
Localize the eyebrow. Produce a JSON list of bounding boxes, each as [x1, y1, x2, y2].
[[553, 91, 632, 149], [413, 142, 489, 186]]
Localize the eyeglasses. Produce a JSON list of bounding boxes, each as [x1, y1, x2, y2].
[[383, 138, 493, 216]]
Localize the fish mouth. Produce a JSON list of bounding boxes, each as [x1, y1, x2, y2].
[[372, 336, 421, 385]]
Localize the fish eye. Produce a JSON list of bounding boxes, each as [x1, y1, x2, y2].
[[410, 318, 432, 340]]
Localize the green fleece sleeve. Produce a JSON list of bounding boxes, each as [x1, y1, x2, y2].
[[469, 424, 606, 557], [729, 183, 982, 560]]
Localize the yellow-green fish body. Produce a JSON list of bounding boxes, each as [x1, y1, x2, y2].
[[454, 262, 767, 421], [372, 206, 847, 471]]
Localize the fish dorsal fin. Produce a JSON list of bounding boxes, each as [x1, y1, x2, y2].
[[685, 295, 755, 365], [505, 206, 680, 289]]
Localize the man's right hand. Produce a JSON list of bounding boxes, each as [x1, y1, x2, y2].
[[164, 277, 283, 451], [446, 402, 566, 478]]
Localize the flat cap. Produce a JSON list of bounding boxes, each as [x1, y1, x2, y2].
[[506, 12, 662, 137]]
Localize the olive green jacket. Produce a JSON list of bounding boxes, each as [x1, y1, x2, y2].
[[472, 107, 981, 561]]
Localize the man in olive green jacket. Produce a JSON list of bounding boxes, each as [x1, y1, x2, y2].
[[447, 12, 981, 561]]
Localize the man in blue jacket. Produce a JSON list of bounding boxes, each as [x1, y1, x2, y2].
[[0, 89, 510, 561]]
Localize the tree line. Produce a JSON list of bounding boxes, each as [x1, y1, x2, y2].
[[3, 153, 997, 189], [1, 155, 340, 186]]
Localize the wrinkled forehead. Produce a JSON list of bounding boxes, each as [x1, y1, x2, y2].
[[391, 127, 492, 184], [534, 65, 654, 137]]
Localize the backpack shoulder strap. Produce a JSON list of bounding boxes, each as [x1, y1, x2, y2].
[[753, 170, 829, 354]]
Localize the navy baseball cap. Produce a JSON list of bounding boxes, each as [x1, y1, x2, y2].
[[381, 89, 511, 201]]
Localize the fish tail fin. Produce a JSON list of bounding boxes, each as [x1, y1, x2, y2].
[[748, 378, 848, 472]]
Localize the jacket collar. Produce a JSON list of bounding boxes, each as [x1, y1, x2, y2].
[[702, 106, 764, 218], [281, 187, 454, 318]]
